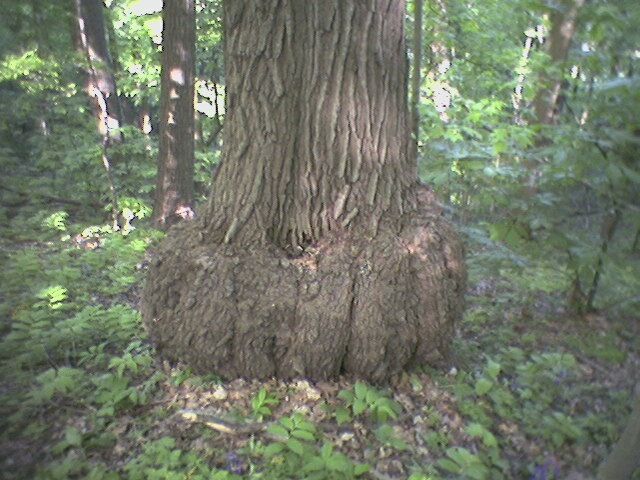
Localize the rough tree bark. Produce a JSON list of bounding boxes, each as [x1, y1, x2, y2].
[[152, 0, 196, 227], [598, 388, 640, 479], [533, 0, 585, 125], [410, 0, 424, 163], [142, 0, 466, 383], [73, 0, 124, 143]]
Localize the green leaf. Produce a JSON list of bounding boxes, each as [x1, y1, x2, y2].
[[465, 463, 490, 480], [485, 359, 501, 380], [296, 417, 317, 433], [266, 424, 289, 439], [335, 407, 352, 425], [321, 442, 333, 459], [375, 398, 400, 421], [291, 429, 315, 441], [338, 389, 355, 402], [263, 442, 285, 457], [354, 463, 370, 476], [280, 417, 295, 430], [365, 388, 379, 404], [301, 457, 326, 472], [466, 423, 498, 448], [353, 398, 367, 416], [482, 431, 497, 448], [466, 423, 485, 437], [437, 458, 462, 474], [475, 377, 493, 396], [326, 452, 352, 473], [286, 438, 305, 456], [354, 382, 368, 399]]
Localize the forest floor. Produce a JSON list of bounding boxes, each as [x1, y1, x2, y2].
[[0, 222, 638, 480]]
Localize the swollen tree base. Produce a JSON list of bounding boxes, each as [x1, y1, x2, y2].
[[141, 189, 465, 383]]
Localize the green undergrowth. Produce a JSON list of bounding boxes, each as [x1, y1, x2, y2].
[[0, 220, 637, 480]]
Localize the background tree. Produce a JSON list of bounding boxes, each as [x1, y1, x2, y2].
[[410, 0, 424, 162], [152, 0, 196, 227], [532, 0, 585, 125], [73, 0, 124, 143], [73, 0, 127, 228], [141, 0, 466, 383]]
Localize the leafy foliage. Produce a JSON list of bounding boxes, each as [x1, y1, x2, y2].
[[263, 413, 369, 479], [250, 388, 279, 421], [337, 382, 402, 423]]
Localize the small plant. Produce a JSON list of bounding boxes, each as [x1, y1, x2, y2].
[[337, 382, 401, 423], [28, 367, 88, 405], [42, 211, 69, 232], [170, 367, 193, 387], [124, 437, 238, 480], [466, 423, 497, 449], [437, 447, 490, 480], [251, 387, 279, 421], [374, 424, 409, 451], [107, 341, 153, 378], [266, 413, 318, 453], [299, 443, 370, 479], [474, 357, 502, 396], [540, 412, 584, 448], [423, 430, 450, 453], [36, 285, 68, 310], [263, 414, 368, 479]]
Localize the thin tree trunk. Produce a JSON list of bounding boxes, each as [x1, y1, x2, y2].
[[152, 0, 196, 227], [425, 0, 453, 122], [94, 85, 120, 230], [533, 0, 585, 125], [586, 208, 621, 311], [72, 0, 122, 227], [410, 0, 424, 163], [73, 0, 124, 144], [204, 81, 223, 148], [31, 0, 51, 137], [512, 25, 543, 124]]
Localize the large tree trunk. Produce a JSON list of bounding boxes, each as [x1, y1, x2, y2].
[[142, 0, 466, 383], [152, 0, 196, 227], [73, 0, 124, 144], [533, 0, 584, 125]]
